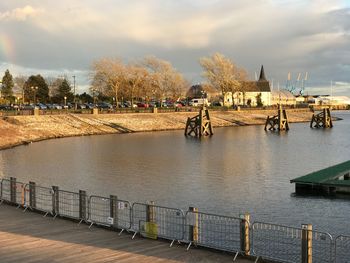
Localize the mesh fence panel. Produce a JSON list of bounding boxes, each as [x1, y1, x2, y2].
[[0, 179, 27, 206], [0, 179, 12, 202], [88, 195, 131, 229], [252, 222, 302, 263], [88, 195, 111, 226], [335, 235, 350, 263], [185, 211, 242, 252], [133, 203, 184, 241], [57, 190, 81, 220], [33, 186, 54, 214], [312, 230, 333, 263]]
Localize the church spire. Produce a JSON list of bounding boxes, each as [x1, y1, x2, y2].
[[259, 65, 267, 81]]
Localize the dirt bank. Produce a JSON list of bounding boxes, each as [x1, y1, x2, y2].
[[0, 109, 314, 150]]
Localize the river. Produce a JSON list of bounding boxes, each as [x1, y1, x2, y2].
[[1, 111, 350, 236]]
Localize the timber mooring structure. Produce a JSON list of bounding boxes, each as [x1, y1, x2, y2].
[[291, 160, 350, 196], [264, 106, 289, 131], [310, 108, 333, 128], [185, 107, 213, 137]]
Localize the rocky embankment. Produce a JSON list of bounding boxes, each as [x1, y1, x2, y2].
[[0, 109, 314, 150]]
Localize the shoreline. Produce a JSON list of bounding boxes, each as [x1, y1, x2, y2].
[[0, 109, 314, 151]]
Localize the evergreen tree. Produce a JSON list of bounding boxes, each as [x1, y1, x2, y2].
[[24, 75, 49, 103], [1, 69, 14, 99], [57, 79, 74, 102]]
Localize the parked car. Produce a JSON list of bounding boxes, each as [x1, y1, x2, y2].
[[36, 103, 47, 110], [189, 98, 210, 107], [20, 104, 35, 110], [77, 104, 87, 109], [97, 102, 113, 109], [136, 102, 149, 108]]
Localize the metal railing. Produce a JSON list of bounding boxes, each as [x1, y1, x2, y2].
[[132, 202, 185, 244], [185, 211, 244, 254], [0, 178, 27, 207], [24, 183, 55, 216], [88, 195, 131, 231], [335, 235, 350, 263], [2, 177, 349, 262], [57, 189, 87, 222]]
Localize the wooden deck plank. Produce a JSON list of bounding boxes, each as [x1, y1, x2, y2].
[[0, 204, 253, 263]]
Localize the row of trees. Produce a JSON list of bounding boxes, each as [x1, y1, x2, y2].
[[90, 56, 188, 107], [0, 71, 76, 104], [1, 53, 249, 106], [90, 54, 248, 107]]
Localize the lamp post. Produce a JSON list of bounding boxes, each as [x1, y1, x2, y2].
[[31, 86, 38, 105], [72, 75, 76, 110]]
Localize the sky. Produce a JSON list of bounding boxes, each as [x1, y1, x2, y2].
[[0, 0, 349, 95]]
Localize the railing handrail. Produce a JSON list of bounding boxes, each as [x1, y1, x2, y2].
[[2, 177, 349, 262]]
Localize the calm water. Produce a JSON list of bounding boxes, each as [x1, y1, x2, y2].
[[1, 111, 350, 235]]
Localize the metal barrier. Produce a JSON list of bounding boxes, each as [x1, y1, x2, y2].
[[252, 222, 302, 263], [252, 222, 333, 263], [57, 190, 87, 222], [24, 183, 55, 217], [88, 195, 131, 231], [0, 178, 27, 207], [185, 210, 244, 254], [0, 177, 345, 262], [311, 229, 333, 263], [335, 235, 350, 263], [132, 202, 185, 244]]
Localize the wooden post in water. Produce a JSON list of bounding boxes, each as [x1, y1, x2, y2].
[[240, 213, 250, 256], [185, 107, 213, 137], [301, 224, 312, 263], [264, 105, 289, 131], [310, 108, 333, 128]]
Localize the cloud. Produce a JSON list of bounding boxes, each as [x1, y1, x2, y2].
[[0, 0, 349, 94], [0, 5, 42, 21]]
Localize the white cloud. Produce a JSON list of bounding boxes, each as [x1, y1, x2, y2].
[[0, 5, 42, 21]]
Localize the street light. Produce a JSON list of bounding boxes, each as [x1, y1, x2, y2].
[[31, 86, 38, 104], [64, 96, 67, 106], [72, 75, 76, 110]]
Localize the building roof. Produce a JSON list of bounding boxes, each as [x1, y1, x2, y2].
[[271, 90, 296, 99], [290, 160, 350, 185], [241, 81, 271, 92], [259, 65, 267, 81]]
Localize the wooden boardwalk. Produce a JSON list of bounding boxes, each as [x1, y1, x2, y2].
[[0, 204, 253, 263]]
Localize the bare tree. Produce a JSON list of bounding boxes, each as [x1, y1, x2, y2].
[[14, 75, 27, 103], [200, 52, 247, 106], [90, 58, 126, 107], [142, 56, 188, 105], [124, 64, 148, 107]]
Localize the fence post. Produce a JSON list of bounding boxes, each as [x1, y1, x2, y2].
[[110, 195, 118, 228], [52, 186, 59, 216], [79, 190, 87, 221], [145, 201, 157, 239], [188, 206, 199, 244], [10, 177, 16, 203], [302, 224, 313, 263], [146, 201, 155, 223], [240, 213, 250, 255], [29, 181, 36, 208]]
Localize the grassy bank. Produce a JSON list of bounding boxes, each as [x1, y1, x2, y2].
[[0, 109, 314, 150]]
